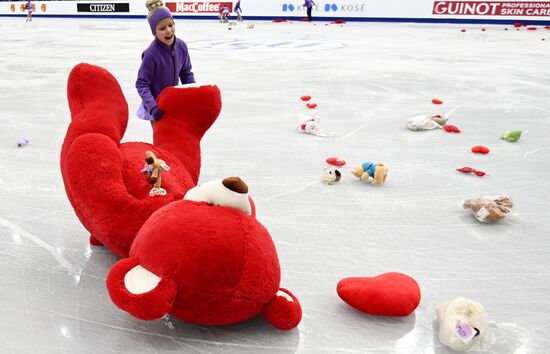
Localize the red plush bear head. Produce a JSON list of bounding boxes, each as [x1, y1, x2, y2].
[[61, 63, 301, 330]]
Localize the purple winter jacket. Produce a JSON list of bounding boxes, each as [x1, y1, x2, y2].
[[136, 36, 195, 120]]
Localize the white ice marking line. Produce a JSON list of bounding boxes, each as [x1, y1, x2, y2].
[[262, 181, 318, 201], [524, 148, 550, 157], [334, 120, 371, 141], [0, 216, 76, 274]]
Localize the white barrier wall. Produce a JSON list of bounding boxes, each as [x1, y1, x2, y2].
[[1, 0, 549, 23]]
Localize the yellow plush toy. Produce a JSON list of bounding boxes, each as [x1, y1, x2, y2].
[[351, 162, 388, 186], [143, 151, 170, 196]]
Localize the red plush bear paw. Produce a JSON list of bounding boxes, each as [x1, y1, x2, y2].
[[337, 272, 421, 317], [262, 288, 302, 330], [107, 257, 177, 320]]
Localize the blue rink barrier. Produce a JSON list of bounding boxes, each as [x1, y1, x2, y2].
[[1, 13, 549, 25]]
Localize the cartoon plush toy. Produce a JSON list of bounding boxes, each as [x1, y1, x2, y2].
[[463, 196, 513, 223], [143, 150, 171, 196], [351, 162, 388, 185], [60, 63, 301, 330], [297, 114, 335, 137], [406, 114, 447, 131], [322, 157, 346, 184], [436, 297, 490, 352]]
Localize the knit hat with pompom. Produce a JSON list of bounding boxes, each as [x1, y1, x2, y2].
[[146, 0, 173, 35]]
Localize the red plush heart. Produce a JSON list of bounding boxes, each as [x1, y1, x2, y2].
[[306, 103, 317, 109], [443, 124, 461, 133], [457, 166, 475, 173], [471, 145, 490, 154], [513, 22, 524, 27], [337, 272, 421, 317], [471, 146, 488, 154], [301, 95, 311, 101], [457, 167, 486, 176], [432, 98, 443, 104], [526, 26, 537, 31]]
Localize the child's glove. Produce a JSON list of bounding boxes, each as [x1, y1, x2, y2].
[[151, 106, 164, 121]]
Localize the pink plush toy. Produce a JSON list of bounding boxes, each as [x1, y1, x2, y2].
[[60, 63, 301, 329]]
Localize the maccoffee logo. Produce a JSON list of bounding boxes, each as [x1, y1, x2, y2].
[[166, 2, 233, 13], [76, 3, 130, 13], [433, 1, 550, 16]]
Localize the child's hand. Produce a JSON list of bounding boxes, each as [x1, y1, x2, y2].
[[151, 106, 164, 121]]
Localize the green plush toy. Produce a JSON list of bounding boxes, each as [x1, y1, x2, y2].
[[501, 130, 522, 142]]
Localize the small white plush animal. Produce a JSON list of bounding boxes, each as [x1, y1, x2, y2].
[[407, 114, 446, 131], [436, 297, 489, 352]]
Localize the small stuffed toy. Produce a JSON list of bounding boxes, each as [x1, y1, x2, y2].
[[297, 114, 335, 137], [407, 114, 447, 131], [501, 130, 522, 142], [322, 157, 345, 184], [143, 150, 170, 196], [436, 297, 490, 352], [351, 162, 388, 186], [463, 196, 513, 223]]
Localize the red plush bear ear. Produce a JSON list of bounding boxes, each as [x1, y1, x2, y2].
[[337, 272, 421, 317], [106, 257, 177, 320]]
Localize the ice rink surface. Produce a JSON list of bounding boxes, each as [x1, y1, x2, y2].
[[1, 16, 550, 353]]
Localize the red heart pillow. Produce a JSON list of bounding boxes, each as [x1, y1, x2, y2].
[[337, 272, 421, 317]]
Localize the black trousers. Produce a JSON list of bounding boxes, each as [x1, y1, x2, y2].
[[307, 7, 312, 20]]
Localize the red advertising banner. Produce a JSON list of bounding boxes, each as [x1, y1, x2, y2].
[[166, 2, 233, 13], [433, 1, 550, 16]]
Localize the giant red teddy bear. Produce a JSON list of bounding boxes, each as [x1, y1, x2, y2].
[[60, 63, 301, 330]]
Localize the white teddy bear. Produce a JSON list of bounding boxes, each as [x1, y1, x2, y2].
[[436, 297, 490, 352]]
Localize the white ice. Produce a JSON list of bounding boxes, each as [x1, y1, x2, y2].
[[1, 17, 550, 353]]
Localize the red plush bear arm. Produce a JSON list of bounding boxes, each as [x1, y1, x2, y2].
[[153, 85, 222, 185]]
